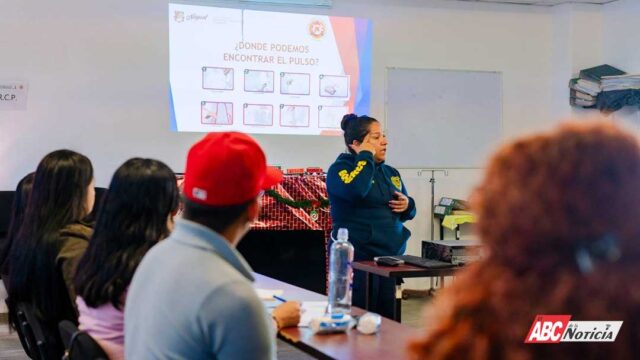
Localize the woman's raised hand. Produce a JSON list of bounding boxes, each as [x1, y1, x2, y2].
[[349, 133, 377, 156]]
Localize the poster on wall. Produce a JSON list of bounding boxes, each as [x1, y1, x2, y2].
[[169, 3, 372, 135], [0, 80, 28, 111]]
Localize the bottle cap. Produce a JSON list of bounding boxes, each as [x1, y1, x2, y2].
[[337, 228, 348, 241], [356, 312, 382, 335]]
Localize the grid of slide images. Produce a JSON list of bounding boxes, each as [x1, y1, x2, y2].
[[201, 67, 349, 128]]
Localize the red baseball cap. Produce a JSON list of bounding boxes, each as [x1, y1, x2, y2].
[[183, 132, 283, 206]]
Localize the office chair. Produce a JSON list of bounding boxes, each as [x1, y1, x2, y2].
[[4, 299, 33, 359], [16, 302, 59, 360], [58, 320, 109, 360], [58, 320, 75, 349], [0, 190, 15, 243], [0, 191, 14, 229]]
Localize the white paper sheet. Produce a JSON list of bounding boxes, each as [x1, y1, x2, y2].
[[298, 301, 327, 327], [255, 288, 284, 300]]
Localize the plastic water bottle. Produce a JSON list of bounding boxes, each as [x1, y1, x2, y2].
[[327, 228, 354, 315]]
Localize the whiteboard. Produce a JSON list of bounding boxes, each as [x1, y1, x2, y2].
[[385, 68, 502, 169]]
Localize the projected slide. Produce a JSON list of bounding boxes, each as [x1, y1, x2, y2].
[[201, 101, 233, 125], [319, 75, 349, 98], [244, 104, 273, 126], [244, 70, 275, 93], [281, 105, 310, 127], [169, 4, 372, 135], [202, 67, 234, 90], [319, 105, 348, 129], [281, 72, 311, 95]]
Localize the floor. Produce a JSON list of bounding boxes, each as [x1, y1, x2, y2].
[[0, 313, 26, 360], [0, 297, 432, 360]]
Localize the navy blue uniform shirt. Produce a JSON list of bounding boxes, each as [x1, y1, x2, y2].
[[326, 150, 416, 257]]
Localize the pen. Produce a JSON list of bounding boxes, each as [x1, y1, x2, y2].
[[273, 295, 287, 303]]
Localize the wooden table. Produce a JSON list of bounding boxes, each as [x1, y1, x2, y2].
[[351, 261, 460, 322], [254, 273, 418, 360]]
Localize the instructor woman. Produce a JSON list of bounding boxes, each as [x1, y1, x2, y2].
[[326, 113, 416, 318]]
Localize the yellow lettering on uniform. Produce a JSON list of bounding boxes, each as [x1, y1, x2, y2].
[[338, 161, 367, 184]]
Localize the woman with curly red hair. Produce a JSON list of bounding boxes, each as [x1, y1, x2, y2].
[[409, 121, 640, 359]]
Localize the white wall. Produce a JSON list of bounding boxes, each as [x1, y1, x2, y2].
[[603, 0, 640, 127], [1, 0, 600, 289], [0, 1, 347, 192], [333, 0, 556, 264], [1, 0, 554, 185], [550, 3, 603, 119]]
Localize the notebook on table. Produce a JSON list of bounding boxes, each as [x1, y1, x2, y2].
[[394, 255, 457, 269]]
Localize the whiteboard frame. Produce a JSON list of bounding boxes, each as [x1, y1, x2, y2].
[[383, 66, 504, 170]]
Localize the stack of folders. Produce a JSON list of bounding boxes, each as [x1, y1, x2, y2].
[[569, 64, 627, 108], [569, 86, 597, 107], [601, 74, 640, 92]]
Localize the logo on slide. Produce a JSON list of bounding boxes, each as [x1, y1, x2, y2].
[[308, 20, 326, 39], [174, 11, 185, 23], [174, 11, 208, 23]]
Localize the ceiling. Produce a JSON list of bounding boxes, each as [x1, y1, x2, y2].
[[447, 0, 618, 6]]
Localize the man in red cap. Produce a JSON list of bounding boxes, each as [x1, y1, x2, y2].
[[125, 132, 300, 359]]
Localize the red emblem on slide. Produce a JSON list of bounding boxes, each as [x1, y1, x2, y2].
[[309, 20, 326, 39]]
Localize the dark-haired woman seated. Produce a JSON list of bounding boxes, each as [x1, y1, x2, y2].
[[6, 150, 95, 357], [326, 114, 416, 319], [74, 158, 179, 360]]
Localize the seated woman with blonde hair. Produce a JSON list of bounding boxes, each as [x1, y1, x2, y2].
[[409, 121, 640, 359]]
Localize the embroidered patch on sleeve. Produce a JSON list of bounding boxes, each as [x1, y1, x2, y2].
[[390, 176, 402, 190], [338, 160, 368, 184]]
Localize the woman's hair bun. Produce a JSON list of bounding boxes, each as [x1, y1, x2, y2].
[[341, 113, 358, 131]]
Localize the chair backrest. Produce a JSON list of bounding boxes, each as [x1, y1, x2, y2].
[[58, 320, 76, 350], [4, 281, 34, 358], [16, 302, 56, 360], [0, 191, 15, 238], [58, 320, 109, 360], [9, 300, 33, 359]]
